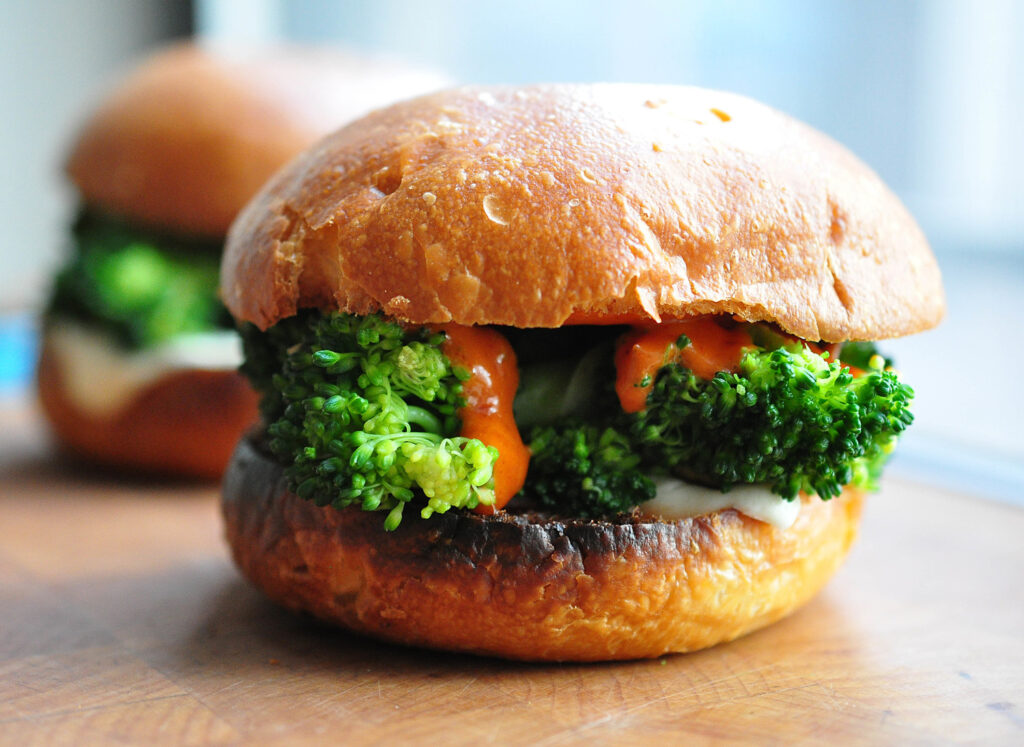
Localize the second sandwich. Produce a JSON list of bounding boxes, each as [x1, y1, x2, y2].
[[39, 43, 446, 477]]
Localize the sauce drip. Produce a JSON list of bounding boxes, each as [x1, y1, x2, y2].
[[440, 325, 530, 512], [614, 318, 753, 413]]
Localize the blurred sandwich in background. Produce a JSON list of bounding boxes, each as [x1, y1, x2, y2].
[[37, 42, 448, 478]]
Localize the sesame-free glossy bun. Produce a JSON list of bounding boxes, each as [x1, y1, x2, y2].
[[67, 43, 449, 237], [37, 334, 259, 480], [223, 84, 944, 341], [222, 436, 862, 662]]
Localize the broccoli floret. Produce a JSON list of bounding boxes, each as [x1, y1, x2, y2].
[[47, 211, 229, 348], [526, 425, 655, 517], [632, 343, 913, 499], [241, 312, 499, 529]]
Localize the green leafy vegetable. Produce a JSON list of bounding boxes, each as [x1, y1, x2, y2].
[[513, 341, 615, 428]]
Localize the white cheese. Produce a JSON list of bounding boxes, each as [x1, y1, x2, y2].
[[640, 476, 801, 530], [47, 321, 243, 417]]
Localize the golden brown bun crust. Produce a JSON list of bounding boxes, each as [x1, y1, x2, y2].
[[67, 43, 449, 237], [222, 436, 862, 661], [223, 84, 944, 342], [37, 335, 259, 480]]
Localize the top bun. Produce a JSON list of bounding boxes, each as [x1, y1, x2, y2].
[[66, 43, 449, 237], [222, 84, 944, 341]]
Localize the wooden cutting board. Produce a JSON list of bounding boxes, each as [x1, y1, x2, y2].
[[1, 400, 1022, 745]]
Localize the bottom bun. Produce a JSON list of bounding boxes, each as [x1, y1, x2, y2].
[[223, 436, 863, 661], [37, 337, 259, 480]]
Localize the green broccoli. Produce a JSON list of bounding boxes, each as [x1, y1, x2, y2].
[[248, 315, 915, 524], [521, 325, 914, 515], [526, 425, 655, 517], [631, 342, 913, 499], [240, 312, 499, 530], [47, 211, 229, 348]]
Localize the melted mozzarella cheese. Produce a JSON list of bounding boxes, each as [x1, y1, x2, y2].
[[640, 476, 801, 530], [47, 322, 243, 417]]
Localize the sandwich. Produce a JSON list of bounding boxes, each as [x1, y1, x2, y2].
[[220, 85, 944, 660], [37, 43, 447, 478]]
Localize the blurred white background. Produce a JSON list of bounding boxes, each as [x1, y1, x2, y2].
[[1, 0, 1021, 497]]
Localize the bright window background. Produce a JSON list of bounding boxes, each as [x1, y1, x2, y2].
[[199, 0, 1024, 252], [1, 1, 1021, 499]]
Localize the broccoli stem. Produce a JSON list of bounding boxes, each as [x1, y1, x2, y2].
[[406, 405, 444, 434]]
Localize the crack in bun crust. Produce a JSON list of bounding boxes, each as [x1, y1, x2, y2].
[[223, 84, 944, 341], [223, 436, 863, 662]]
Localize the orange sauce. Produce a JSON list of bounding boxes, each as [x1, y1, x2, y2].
[[614, 318, 753, 413], [440, 325, 529, 512]]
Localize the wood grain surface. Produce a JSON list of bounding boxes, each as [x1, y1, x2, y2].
[[1, 399, 1022, 745]]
